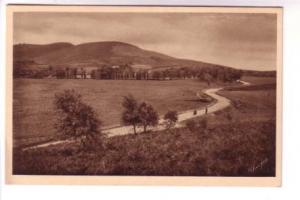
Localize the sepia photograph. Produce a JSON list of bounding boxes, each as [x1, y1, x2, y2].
[[6, 6, 282, 186]]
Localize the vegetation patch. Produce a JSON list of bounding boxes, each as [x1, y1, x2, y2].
[[13, 120, 275, 176]]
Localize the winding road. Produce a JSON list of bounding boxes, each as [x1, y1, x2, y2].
[[103, 87, 230, 137], [23, 80, 250, 150]]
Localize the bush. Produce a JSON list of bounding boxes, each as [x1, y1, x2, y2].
[[186, 118, 208, 133], [226, 113, 233, 122], [198, 118, 208, 130], [54, 89, 102, 150], [163, 110, 178, 130], [186, 120, 197, 132]]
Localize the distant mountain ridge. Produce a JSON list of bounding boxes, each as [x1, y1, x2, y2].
[[14, 42, 74, 61], [13, 41, 230, 71]]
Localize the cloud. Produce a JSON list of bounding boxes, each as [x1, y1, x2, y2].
[[13, 12, 277, 70]]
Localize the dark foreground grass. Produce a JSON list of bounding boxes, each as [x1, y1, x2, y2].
[[14, 120, 275, 176]]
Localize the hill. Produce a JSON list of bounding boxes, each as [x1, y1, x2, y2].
[[13, 41, 226, 70], [13, 41, 276, 80], [14, 42, 74, 61]]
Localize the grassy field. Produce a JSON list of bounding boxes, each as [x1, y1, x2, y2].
[[13, 76, 277, 176], [241, 76, 276, 85], [13, 79, 217, 143], [208, 76, 276, 127]]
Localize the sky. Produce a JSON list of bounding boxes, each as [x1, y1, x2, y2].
[[13, 12, 277, 70]]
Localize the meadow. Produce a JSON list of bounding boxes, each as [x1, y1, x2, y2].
[[13, 76, 277, 176], [13, 79, 216, 145], [241, 76, 276, 85]]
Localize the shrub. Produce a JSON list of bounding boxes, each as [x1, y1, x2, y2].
[[198, 118, 208, 130], [226, 113, 233, 122], [186, 120, 197, 132], [54, 89, 102, 150], [163, 110, 178, 130], [186, 118, 208, 134]]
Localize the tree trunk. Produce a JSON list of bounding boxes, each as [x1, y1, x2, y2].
[[133, 124, 137, 134], [143, 125, 147, 133]]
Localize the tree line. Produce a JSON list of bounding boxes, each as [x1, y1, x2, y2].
[[84, 64, 242, 83], [14, 60, 243, 83]]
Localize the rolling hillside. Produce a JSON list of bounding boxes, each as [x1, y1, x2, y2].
[[13, 41, 225, 70], [14, 42, 74, 61]]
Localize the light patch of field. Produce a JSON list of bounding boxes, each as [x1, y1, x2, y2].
[[13, 79, 213, 140], [242, 76, 276, 85]]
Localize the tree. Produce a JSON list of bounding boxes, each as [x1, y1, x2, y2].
[[72, 68, 78, 79], [65, 67, 70, 79], [121, 95, 141, 134], [91, 69, 96, 79], [152, 71, 162, 80], [138, 102, 159, 132], [56, 69, 66, 79], [54, 89, 102, 150], [163, 110, 178, 130], [48, 65, 53, 72], [203, 72, 213, 86], [121, 95, 159, 134]]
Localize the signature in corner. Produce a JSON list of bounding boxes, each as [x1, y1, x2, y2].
[[248, 158, 269, 173]]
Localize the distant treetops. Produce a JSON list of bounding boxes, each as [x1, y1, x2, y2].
[[14, 62, 243, 84]]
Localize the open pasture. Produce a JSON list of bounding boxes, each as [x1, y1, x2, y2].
[[242, 76, 276, 85], [13, 79, 212, 141]]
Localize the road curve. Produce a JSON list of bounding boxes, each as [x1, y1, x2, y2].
[[23, 80, 250, 150], [103, 87, 231, 137]]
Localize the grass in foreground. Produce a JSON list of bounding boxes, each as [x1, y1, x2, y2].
[[13, 120, 275, 176]]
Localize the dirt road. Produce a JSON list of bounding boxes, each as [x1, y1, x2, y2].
[[103, 87, 230, 137], [23, 80, 250, 150]]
